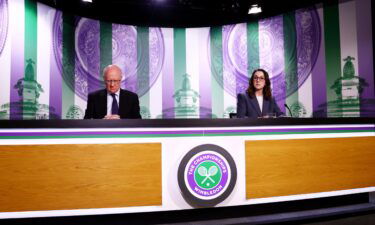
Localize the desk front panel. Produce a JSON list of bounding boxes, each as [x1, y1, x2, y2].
[[0, 143, 162, 212], [246, 137, 375, 199], [0, 122, 373, 218]]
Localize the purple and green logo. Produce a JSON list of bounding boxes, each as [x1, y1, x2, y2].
[[178, 144, 237, 207]]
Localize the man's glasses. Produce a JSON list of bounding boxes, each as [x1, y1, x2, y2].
[[105, 80, 121, 84], [253, 76, 265, 81]]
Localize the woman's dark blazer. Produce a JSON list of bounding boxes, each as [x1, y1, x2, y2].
[[236, 93, 283, 118]]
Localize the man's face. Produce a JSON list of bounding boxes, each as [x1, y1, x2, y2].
[[104, 67, 122, 94]]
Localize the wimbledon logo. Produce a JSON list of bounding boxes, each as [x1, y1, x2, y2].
[[178, 144, 237, 207]]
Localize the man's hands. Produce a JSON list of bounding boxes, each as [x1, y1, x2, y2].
[[103, 114, 121, 120]]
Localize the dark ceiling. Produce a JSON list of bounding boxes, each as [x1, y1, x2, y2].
[[38, 0, 330, 27]]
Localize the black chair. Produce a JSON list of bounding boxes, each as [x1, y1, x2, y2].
[[229, 113, 237, 118]]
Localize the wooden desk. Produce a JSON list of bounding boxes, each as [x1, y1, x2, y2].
[[0, 118, 373, 218]]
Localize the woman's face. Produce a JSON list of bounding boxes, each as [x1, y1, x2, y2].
[[252, 71, 266, 91]]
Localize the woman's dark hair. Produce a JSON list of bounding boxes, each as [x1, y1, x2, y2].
[[246, 68, 272, 100]]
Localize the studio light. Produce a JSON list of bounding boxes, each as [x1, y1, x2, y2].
[[248, 4, 262, 14]]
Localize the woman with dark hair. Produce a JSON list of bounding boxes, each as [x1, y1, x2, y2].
[[236, 69, 283, 118]]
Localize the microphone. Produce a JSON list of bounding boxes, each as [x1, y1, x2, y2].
[[284, 104, 293, 117]]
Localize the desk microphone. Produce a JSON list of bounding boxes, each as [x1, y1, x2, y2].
[[284, 104, 293, 117]]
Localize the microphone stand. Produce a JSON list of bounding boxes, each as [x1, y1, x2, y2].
[[284, 104, 293, 117]]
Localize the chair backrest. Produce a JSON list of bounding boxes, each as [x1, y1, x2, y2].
[[229, 113, 237, 118]]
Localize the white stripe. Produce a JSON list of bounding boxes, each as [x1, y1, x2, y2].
[[0, 124, 373, 133], [295, 10, 314, 118], [0, 132, 373, 146], [247, 187, 375, 204], [36, 3, 54, 116], [0, 39, 10, 108], [292, 73, 313, 117], [225, 94, 237, 117], [147, 28, 163, 118], [222, 24, 238, 118], [148, 69, 162, 118], [8, 0, 25, 117], [0, 4, 11, 119], [339, 0, 359, 76], [148, 28, 163, 119], [72, 76, 84, 119], [339, 0, 359, 117], [198, 27, 212, 117], [317, 4, 325, 48], [298, 74, 313, 117], [223, 94, 236, 118], [73, 93, 87, 119], [185, 28, 201, 118]]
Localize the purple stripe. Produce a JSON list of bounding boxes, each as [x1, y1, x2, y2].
[[9, 16, 24, 120], [204, 126, 374, 133], [49, 19, 62, 119], [0, 130, 203, 136], [10, 52, 24, 120], [112, 24, 138, 93], [274, 16, 286, 113], [235, 23, 248, 97], [259, 16, 286, 113], [199, 28, 212, 118], [311, 6, 327, 117], [0, 126, 372, 137], [86, 20, 101, 95], [356, 0, 374, 117], [162, 28, 175, 118]]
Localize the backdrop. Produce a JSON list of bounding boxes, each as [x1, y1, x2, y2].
[[0, 0, 374, 119]]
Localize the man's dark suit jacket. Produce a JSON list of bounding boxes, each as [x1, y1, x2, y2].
[[236, 93, 283, 118], [84, 89, 142, 119]]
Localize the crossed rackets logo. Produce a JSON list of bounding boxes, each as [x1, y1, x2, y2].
[[178, 144, 237, 207], [195, 162, 221, 189]]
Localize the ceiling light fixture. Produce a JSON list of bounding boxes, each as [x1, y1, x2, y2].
[[248, 4, 262, 14], [82, 0, 93, 3]]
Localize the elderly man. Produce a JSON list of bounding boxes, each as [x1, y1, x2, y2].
[[84, 64, 141, 119]]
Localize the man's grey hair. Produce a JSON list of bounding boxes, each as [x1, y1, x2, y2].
[[103, 64, 123, 78]]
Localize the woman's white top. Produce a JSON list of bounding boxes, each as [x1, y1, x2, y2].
[[256, 95, 263, 112]]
